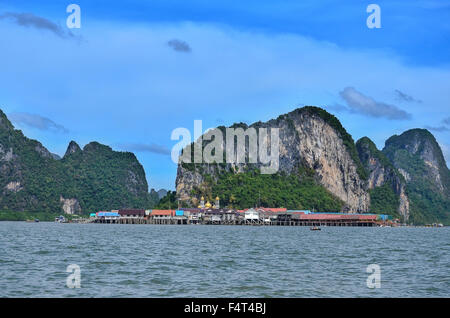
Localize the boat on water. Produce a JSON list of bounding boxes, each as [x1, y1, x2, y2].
[[310, 226, 321, 231], [55, 215, 67, 223], [34, 219, 40, 223]]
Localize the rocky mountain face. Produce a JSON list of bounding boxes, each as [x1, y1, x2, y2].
[[382, 129, 450, 224], [64, 140, 81, 157], [0, 110, 156, 214], [176, 107, 370, 212], [156, 189, 168, 199], [383, 129, 449, 192], [176, 106, 449, 224], [356, 137, 410, 220], [148, 188, 164, 203]]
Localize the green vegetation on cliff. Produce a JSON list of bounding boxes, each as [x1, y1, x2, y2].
[[392, 148, 449, 224], [356, 136, 404, 219], [191, 167, 344, 211], [356, 137, 397, 172], [154, 191, 181, 209], [383, 129, 450, 192], [368, 185, 400, 218], [60, 141, 155, 212]]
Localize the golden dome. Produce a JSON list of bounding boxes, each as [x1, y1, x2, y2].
[[215, 196, 220, 200], [205, 201, 212, 208], [201, 196, 204, 200]]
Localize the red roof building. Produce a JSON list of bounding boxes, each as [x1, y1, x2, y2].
[[150, 210, 175, 217], [119, 209, 145, 217], [298, 214, 377, 220], [258, 208, 287, 213]]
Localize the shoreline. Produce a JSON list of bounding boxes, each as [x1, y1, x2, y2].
[[0, 220, 446, 228]]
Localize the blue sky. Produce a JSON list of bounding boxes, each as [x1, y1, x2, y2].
[[1, 0, 449, 190]]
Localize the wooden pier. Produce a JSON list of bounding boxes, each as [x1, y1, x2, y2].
[[88, 207, 387, 227], [87, 208, 385, 226], [92, 217, 378, 227]]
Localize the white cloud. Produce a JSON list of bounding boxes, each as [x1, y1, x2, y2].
[[115, 142, 171, 155], [9, 112, 68, 133], [167, 39, 191, 52], [425, 125, 450, 132], [340, 87, 412, 120], [0, 12, 74, 39], [394, 89, 422, 103]]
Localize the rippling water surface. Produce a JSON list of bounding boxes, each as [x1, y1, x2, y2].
[[0, 222, 449, 297]]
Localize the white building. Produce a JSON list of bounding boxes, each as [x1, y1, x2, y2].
[[244, 208, 259, 222]]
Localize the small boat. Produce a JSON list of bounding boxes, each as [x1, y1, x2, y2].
[[55, 215, 66, 223], [310, 226, 321, 231], [34, 219, 40, 223]]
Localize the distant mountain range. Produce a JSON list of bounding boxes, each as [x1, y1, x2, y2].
[[1, 106, 448, 224], [156, 189, 168, 199], [176, 106, 450, 225], [0, 109, 159, 215]]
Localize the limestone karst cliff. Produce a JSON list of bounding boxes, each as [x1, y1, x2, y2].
[[176, 106, 449, 224], [176, 107, 370, 212], [356, 137, 410, 220], [382, 129, 450, 224], [0, 109, 156, 214]]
